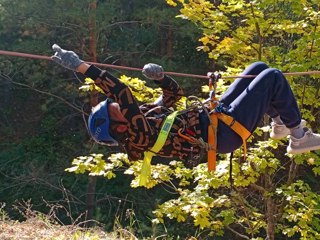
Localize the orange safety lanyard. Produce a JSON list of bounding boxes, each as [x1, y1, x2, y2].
[[207, 73, 220, 171]]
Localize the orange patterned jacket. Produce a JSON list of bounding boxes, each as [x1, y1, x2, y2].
[[85, 65, 205, 166]]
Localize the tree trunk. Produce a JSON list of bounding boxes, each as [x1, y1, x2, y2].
[[166, 26, 173, 58], [160, 25, 174, 58], [265, 174, 275, 240], [85, 0, 98, 227]]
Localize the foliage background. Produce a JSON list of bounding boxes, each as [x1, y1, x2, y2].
[[0, 0, 320, 239]]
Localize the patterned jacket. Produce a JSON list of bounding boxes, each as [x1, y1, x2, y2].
[[85, 65, 205, 166]]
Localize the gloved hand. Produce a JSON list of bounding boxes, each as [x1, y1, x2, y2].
[[142, 63, 164, 80], [51, 44, 84, 71]]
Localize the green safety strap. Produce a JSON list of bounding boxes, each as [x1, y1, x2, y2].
[[139, 111, 179, 187]]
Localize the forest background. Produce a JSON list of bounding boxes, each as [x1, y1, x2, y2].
[[0, 0, 320, 239]]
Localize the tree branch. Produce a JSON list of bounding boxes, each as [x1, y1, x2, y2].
[[226, 226, 250, 240], [0, 75, 88, 116], [250, 183, 266, 194]]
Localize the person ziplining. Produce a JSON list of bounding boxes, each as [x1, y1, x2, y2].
[[1, 45, 319, 185], [48, 44, 320, 186]]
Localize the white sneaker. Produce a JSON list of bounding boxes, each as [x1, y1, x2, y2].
[[270, 119, 307, 139], [287, 128, 320, 154]]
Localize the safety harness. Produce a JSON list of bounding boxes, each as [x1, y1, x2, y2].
[[139, 72, 251, 187], [206, 73, 251, 172]]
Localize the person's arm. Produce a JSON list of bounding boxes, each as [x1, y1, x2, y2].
[[77, 62, 90, 74], [51, 45, 154, 154], [142, 63, 184, 108], [153, 75, 185, 107]]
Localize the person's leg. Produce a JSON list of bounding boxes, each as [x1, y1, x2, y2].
[[220, 61, 296, 138], [220, 62, 269, 105], [223, 67, 320, 154], [217, 63, 288, 153], [217, 67, 298, 153], [220, 62, 292, 123], [225, 68, 301, 133]]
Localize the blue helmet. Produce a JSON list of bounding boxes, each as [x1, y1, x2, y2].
[[88, 99, 118, 146]]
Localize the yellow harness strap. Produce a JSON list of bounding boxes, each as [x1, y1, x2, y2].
[[139, 111, 179, 187], [208, 111, 251, 171]]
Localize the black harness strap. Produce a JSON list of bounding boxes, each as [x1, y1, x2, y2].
[[229, 152, 234, 189]]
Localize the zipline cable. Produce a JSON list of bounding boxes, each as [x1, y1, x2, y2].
[[1, 49, 320, 79], [0, 49, 210, 79]]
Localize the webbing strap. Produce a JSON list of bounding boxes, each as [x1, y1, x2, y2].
[[217, 112, 251, 159], [139, 111, 179, 187], [207, 112, 251, 171], [207, 94, 219, 171], [208, 113, 218, 171]]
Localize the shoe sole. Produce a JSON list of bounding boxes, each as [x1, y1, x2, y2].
[[270, 130, 290, 140], [287, 145, 320, 154]]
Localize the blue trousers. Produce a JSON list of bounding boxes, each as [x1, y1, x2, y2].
[[212, 61, 301, 153]]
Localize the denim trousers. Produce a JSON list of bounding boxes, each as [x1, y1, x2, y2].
[[209, 61, 301, 153]]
